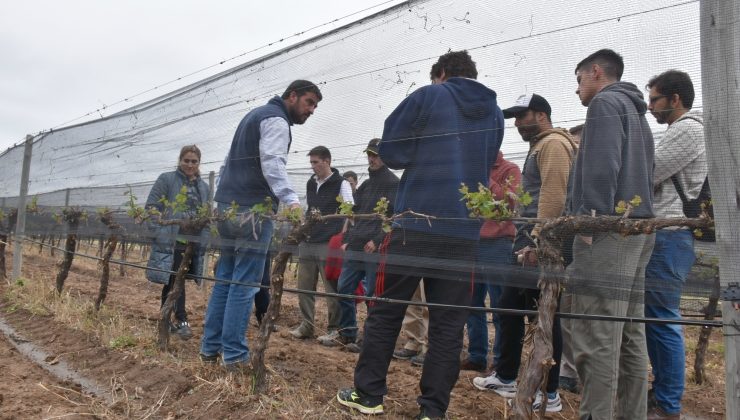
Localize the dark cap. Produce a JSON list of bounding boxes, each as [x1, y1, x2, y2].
[[364, 138, 381, 155], [502, 93, 552, 119]]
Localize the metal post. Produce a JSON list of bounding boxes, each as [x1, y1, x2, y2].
[[64, 188, 70, 208], [700, 1, 740, 418], [200, 171, 216, 291], [12, 135, 34, 281]]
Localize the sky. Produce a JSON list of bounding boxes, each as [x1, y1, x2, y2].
[[0, 0, 405, 152]]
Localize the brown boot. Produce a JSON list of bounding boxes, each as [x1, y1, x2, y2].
[[647, 407, 680, 420]]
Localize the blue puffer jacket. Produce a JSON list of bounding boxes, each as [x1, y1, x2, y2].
[[145, 169, 210, 285]]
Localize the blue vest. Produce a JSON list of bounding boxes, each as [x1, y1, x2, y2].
[[215, 96, 292, 209]]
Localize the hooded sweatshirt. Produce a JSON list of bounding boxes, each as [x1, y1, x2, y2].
[[379, 77, 504, 240], [569, 81, 655, 218]]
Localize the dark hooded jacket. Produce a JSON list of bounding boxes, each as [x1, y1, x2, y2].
[[343, 164, 399, 251], [569, 81, 655, 218], [379, 77, 504, 240]]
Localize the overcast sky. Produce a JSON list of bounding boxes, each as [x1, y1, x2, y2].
[[0, 0, 405, 152]]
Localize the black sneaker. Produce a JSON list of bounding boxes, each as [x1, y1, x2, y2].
[[336, 388, 383, 415], [199, 353, 220, 364], [415, 407, 445, 420], [173, 321, 193, 340], [392, 348, 419, 360]]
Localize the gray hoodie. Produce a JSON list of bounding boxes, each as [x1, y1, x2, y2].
[[569, 81, 655, 218]]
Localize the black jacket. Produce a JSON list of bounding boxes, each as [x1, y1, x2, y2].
[[305, 168, 345, 243], [344, 165, 399, 251]]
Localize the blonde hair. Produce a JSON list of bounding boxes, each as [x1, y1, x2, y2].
[[178, 144, 202, 176]]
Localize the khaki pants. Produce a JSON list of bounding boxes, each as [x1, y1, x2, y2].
[[295, 242, 340, 335], [401, 281, 428, 353], [559, 290, 578, 379], [568, 233, 654, 420]]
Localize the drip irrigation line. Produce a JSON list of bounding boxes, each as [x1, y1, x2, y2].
[[17, 235, 724, 328]]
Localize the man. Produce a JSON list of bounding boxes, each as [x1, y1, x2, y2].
[[290, 145, 354, 340], [461, 150, 520, 372], [473, 94, 576, 413], [200, 80, 321, 370], [568, 49, 655, 419], [320, 138, 399, 350], [644, 70, 706, 420], [336, 50, 503, 419], [343, 170, 359, 195]]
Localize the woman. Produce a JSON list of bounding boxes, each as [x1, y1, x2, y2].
[[145, 145, 209, 340]]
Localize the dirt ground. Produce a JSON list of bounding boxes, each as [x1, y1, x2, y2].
[[0, 242, 728, 419]]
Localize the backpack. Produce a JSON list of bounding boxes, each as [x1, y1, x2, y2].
[[670, 175, 714, 241]]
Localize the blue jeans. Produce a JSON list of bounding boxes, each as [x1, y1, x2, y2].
[[466, 237, 513, 367], [337, 251, 378, 339], [645, 229, 694, 415], [200, 203, 273, 365]]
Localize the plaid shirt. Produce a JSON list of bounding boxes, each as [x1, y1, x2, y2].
[[653, 109, 708, 218]]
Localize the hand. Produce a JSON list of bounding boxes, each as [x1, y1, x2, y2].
[[341, 243, 348, 252], [515, 245, 538, 267], [364, 240, 377, 253]]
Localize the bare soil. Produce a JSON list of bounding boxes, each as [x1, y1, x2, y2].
[[0, 242, 727, 419]]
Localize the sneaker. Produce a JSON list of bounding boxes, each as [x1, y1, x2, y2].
[[318, 330, 340, 347], [199, 353, 220, 364], [173, 321, 193, 340], [290, 326, 313, 339], [392, 348, 419, 360], [336, 388, 383, 415], [558, 375, 580, 393], [533, 391, 562, 413], [410, 352, 425, 367], [472, 371, 517, 398], [415, 407, 444, 420], [460, 358, 487, 372]]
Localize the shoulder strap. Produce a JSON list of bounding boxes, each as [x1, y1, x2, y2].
[[670, 175, 689, 205]]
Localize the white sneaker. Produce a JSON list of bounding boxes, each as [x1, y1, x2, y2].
[[533, 391, 562, 413], [472, 372, 517, 398]]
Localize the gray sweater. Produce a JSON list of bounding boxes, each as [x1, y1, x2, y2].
[[569, 81, 655, 218]]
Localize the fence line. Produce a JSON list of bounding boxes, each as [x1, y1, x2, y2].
[[7, 235, 724, 329]]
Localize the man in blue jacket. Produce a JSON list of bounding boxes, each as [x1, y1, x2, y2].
[[568, 49, 655, 420], [337, 50, 503, 419], [200, 80, 321, 372]]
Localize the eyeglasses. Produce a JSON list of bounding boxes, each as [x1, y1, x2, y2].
[[182, 159, 199, 164], [648, 94, 670, 105]]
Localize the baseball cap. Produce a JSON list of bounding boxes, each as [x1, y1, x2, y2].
[[364, 138, 381, 155], [502, 93, 552, 119]]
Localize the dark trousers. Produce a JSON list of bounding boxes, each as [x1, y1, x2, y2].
[[496, 282, 563, 393], [161, 246, 195, 323], [354, 230, 476, 417], [254, 256, 272, 322]]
